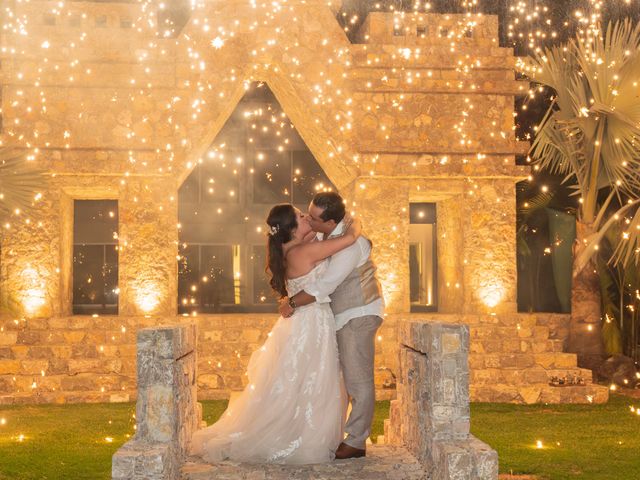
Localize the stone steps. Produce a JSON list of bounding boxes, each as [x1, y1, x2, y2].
[[469, 352, 579, 370], [469, 325, 551, 338], [470, 383, 610, 404], [181, 445, 427, 480], [0, 329, 138, 345], [0, 312, 603, 404], [471, 367, 594, 385], [0, 371, 135, 395], [469, 338, 564, 354], [0, 388, 135, 405]]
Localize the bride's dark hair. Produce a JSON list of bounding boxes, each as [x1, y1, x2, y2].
[[265, 204, 298, 298]]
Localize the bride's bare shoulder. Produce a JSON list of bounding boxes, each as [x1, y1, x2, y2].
[[285, 245, 314, 277]]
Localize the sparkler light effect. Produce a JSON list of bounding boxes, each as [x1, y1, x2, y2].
[[0, 0, 639, 317]]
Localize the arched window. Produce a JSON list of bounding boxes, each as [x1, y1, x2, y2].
[[178, 83, 336, 313]]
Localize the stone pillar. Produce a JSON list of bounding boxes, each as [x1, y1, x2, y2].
[[112, 323, 200, 480], [118, 177, 178, 316], [352, 180, 410, 314], [0, 175, 60, 318], [386, 321, 498, 479], [437, 195, 465, 313], [462, 179, 518, 315]]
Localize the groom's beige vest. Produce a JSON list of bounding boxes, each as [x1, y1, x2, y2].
[[328, 235, 383, 315]]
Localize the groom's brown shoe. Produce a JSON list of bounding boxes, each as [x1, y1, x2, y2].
[[335, 442, 366, 459]]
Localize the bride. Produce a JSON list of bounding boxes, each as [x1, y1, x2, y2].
[[190, 203, 361, 464]]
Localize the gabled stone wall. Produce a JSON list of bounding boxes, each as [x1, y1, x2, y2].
[[0, 1, 608, 404]]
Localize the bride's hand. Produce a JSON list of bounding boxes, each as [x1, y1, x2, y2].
[[345, 216, 362, 239]]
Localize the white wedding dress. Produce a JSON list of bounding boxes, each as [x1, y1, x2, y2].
[[191, 260, 346, 464]]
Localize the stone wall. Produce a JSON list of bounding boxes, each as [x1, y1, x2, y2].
[[385, 320, 498, 479], [0, 312, 609, 405], [0, 314, 397, 404], [1, 2, 526, 319], [114, 321, 494, 479], [0, 1, 608, 404]]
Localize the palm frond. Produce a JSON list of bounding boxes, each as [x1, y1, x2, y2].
[[0, 147, 46, 219], [573, 20, 640, 197], [529, 19, 640, 271], [517, 191, 553, 217], [611, 201, 640, 267], [575, 199, 640, 272]]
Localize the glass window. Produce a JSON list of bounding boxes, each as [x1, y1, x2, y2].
[[178, 82, 336, 313], [251, 245, 275, 306], [409, 203, 437, 312], [252, 149, 291, 204], [73, 200, 118, 314]]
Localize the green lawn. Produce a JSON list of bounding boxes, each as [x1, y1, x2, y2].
[[470, 394, 640, 480], [0, 395, 638, 479]]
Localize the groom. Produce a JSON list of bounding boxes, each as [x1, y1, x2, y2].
[[279, 191, 384, 460]]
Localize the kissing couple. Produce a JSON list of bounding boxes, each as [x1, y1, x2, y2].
[[191, 191, 384, 464]]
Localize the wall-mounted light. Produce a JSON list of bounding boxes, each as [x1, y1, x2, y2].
[[134, 283, 161, 314], [20, 267, 46, 316], [478, 282, 504, 309]]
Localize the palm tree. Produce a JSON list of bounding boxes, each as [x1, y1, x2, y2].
[[527, 20, 640, 370], [0, 145, 45, 219]]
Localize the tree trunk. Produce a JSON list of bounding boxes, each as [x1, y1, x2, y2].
[[568, 221, 606, 371]]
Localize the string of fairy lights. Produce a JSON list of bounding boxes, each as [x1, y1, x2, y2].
[[0, 0, 639, 447]]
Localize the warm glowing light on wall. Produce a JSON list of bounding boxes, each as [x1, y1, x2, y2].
[[134, 283, 161, 313], [20, 267, 46, 316], [478, 282, 504, 309]]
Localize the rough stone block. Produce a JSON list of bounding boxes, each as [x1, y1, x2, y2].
[[0, 333, 18, 346], [442, 333, 461, 354], [113, 324, 198, 480], [0, 360, 21, 374], [112, 441, 173, 480]]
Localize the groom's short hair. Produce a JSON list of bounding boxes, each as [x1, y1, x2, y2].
[[312, 192, 346, 223]]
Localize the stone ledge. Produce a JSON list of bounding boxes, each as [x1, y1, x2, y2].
[[431, 435, 499, 480], [112, 441, 176, 480], [470, 383, 609, 404], [112, 323, 199, 480]]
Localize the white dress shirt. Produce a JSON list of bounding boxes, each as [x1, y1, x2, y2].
[[304, 220, 384, 331]]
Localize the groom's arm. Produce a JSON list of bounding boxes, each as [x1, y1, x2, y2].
[[279, 242, 362, 317]]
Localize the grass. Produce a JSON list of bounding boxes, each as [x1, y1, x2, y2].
[[470, 394, 640, 480], [0, 395, 638, 479]]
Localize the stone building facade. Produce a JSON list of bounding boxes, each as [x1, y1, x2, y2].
[[0, 1, 608, 404]]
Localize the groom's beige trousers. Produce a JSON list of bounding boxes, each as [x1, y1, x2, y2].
[[336, 314, 383, 450]]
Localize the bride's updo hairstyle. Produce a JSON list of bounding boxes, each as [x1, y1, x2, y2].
[[265, 204, 298, 298]]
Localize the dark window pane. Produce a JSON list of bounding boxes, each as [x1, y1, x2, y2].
[[200, 245, 235, 307], [103, 245, 119, 306], [251, 245, 276, 305], [178, 244, 199, 310], [200, 150, 241, 204], [74, 200, 118, 244], [73, 200, 118, 314], [252, 150, 291, 204], [73, 245, 105, 305], [292, 151, 334, 203], [409, 243, 421, 303]]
